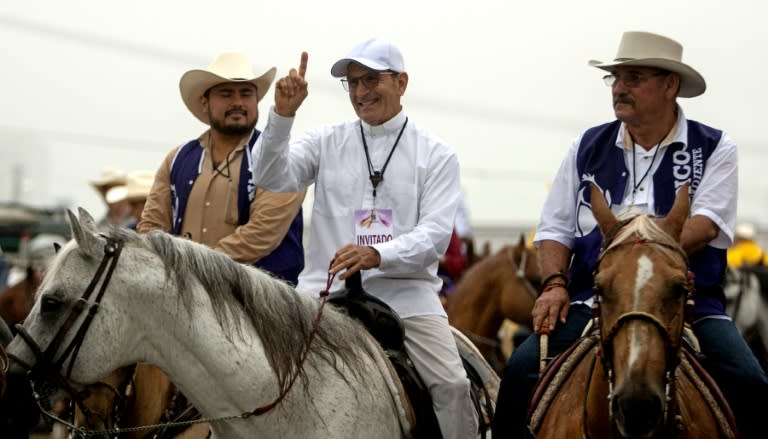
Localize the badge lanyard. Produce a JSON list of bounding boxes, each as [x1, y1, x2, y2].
[[360, 118, 409, 207]]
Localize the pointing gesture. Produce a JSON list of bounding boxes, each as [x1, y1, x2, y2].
[[274, 52, 309, 117]]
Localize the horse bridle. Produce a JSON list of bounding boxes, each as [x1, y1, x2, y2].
[[11, 238, 124, 425], [592, 232, 694, 431], [512, 245, 540, 300], [9, 237, 335, 437]]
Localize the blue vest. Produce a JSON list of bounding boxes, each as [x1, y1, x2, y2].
[[572, 120, 726, 317], [169, 130, 304, 285]]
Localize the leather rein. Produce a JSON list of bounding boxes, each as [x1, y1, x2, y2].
[[9, 237, 335, 437], [592, 227, 694, 435]]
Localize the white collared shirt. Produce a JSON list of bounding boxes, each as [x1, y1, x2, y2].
[[253, 108, 461, 318], [535, 106, 738, 251]]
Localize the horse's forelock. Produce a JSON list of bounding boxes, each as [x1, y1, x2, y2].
[[607, 214, 683, 263]]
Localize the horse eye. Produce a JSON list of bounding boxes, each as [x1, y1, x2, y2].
[[41, 295, 64, 313], [673, 283, 689, 299]]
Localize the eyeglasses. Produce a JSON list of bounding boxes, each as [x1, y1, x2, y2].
[[603, 71, 669, 88], [341, 72, 396, 92]]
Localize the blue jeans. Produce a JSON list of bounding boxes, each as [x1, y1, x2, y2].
[[693, 317, 768, 439], [493, 304, 593, 438], [493, 305, 768, 439]]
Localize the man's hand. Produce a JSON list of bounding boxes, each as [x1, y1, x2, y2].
[[532, 287, 570, 334], [274, 52, 308, 117], [330, 244, 381, 280]]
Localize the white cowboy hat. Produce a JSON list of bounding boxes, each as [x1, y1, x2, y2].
[[179, 52, 277, 124], [90, 167, 127, 189], [106, 170, 155, 204], [589, 31, 706, 98]]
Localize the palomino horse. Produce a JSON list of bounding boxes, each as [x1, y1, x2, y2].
[[529, 185, 737, 439], [447, 235, 539, 371], [8, 209, 496, 438], [724, 265, 768, 372]]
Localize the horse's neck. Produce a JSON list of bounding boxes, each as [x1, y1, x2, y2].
[[137, 286, 278, 420]]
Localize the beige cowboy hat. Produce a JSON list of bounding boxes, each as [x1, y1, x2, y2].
[[735, 223, 757, 241], [589, 31, 706, 98], [106, 170, 154, 204], [179, 52, 277, 125], [90, 167, 127, 189]]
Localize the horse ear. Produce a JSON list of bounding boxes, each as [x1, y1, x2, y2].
[[77, 207, 99, 232], [659, 183, 690, 241], [590, 183, 618, 238], [517, 234, 526, 249], [68, 209, 101, 257], [53, 242, 61, 254]]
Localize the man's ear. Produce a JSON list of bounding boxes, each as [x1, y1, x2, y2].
[[666, 72, 681, 99], [397, 72, 409, 96]]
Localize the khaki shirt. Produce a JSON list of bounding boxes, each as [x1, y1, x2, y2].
[[138, 130, 305, 264]]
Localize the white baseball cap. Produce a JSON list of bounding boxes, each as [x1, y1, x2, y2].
[[331, 37, 405, 78]]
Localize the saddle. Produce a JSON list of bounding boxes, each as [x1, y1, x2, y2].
[[329, 272, 494, 438]]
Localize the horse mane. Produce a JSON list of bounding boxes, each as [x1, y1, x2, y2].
[[101, 227, 371, 394]]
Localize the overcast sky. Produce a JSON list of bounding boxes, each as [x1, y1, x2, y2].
[[1, 0, 766, 229]]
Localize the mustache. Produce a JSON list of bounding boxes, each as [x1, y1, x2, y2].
[[225, 107, 247, 116], [614, 95, 633, 106]]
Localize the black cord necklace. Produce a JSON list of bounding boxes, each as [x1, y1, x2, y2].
[[213, 152, 233, 180], [360, 117, 409, 198], [209, 133, 234, 181], [630, 134, 665, 201]]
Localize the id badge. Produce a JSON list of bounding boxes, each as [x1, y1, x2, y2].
[[354, 208, 394, 246]]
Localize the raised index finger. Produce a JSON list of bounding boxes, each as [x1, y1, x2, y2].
[[298, 51, 308, 79]]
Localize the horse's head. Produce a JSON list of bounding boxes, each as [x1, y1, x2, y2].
[[590, 183, 691, 438], [6, 208, 146, 407]]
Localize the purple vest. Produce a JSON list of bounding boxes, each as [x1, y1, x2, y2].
[[169, 130, 304, 285], [572, 119, 726, 317]]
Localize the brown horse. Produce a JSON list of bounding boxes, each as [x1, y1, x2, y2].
[[73, 364, 209, 438], [530, 185, 737, 439], [0, 266, 42, 329], [446, 235, 540, 371]]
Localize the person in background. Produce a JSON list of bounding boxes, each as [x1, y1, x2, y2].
[[493, 31, 768, 438], [105, 170, 155, 230], [89, 167, 130, 227], [438, 228, 468, 303], [251, 37, 478, 439], [455, 191, 477, 267], [727, 222, 768, 267], [138, 51, 305, 285]]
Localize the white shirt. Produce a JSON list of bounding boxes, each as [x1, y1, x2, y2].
[[535, 106, 738, 251], [254, 108, 461, 318]]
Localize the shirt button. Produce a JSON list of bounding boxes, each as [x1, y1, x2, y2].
[[639, 187, 645, 192], [202, 228, 208, 233], [205, 201, 211, 207]]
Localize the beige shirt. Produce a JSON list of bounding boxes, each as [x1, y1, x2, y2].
[[138, 130, 305, 264]]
